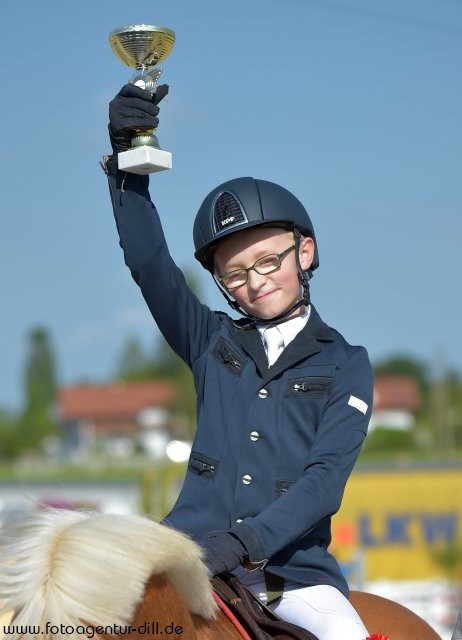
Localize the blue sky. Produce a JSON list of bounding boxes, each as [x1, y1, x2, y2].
[[1, 0, 461, 411]]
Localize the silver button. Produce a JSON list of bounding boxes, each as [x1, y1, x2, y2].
[[235, 518, 243, 524], [258, 388, 268, 398], [242, 474, 253, 485], [250, 431, 260, 441]]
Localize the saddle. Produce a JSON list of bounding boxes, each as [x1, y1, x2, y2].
[[211, 573, 319, 640], [212, 574, 390, 640]]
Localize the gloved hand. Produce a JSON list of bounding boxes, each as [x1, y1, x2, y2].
[[108, 83, 169, 155], [201, 530, 248, 576]]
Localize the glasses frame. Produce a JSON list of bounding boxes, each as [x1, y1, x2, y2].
[[217, 244, 296, 290]]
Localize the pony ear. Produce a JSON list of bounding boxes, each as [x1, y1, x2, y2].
[[0, 508, 217, 640]]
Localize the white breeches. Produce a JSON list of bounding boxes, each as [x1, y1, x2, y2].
[[238, 571, 369, 640]]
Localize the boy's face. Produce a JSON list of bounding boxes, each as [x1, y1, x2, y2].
[[214, 226, 315, 320]]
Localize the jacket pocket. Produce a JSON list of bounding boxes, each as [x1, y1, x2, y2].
[[213, 338, 243, 376], [188, 451, 219, 479], [285, 376, 333, 399], [275, 479, 295, 498]]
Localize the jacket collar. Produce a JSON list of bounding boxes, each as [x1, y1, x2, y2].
[[233, 305, 334, 382]]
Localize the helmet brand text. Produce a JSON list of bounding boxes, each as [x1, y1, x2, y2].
[[221, 216, 235, 227]]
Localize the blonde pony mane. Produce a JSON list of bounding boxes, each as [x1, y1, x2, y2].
[[0, 509, 217, 640]]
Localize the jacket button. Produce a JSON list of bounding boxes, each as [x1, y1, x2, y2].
[[258, 388, 268, 398], [242, 474, 253, 485], [250, 431, 260, 441], [235, 518, 243, 524]]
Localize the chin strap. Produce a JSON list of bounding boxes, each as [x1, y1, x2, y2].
[[293, 228, 311, 308], [212, 228, 312, 329]]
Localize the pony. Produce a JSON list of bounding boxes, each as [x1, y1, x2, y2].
[[0, 509, 442, 640]]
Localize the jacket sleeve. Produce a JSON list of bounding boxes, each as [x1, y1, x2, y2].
[[107, 170, 221, 366], [232, 346, 373, 563]]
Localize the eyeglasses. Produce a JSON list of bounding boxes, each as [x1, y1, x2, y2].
[[217, 245, 296, 290]]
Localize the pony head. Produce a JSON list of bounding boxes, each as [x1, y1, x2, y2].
[[0, 509, 217, 640]]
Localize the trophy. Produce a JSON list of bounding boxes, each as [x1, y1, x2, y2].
[[109, 24, 175, 175]]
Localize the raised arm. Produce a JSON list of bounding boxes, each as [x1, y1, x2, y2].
[[104, 85, 222, 366]]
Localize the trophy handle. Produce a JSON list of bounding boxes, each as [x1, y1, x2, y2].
[[130, 66, 163, 94], [129, 67, 163, 149]]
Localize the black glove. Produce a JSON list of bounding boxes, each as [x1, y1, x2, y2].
[[108, 83, 169, 155], [201, 530, 248, 576]]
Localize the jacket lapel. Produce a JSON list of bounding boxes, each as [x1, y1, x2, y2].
[[262, 307, 334, 384], [234, 306, 334, 384], [233, 324, 268, 377]]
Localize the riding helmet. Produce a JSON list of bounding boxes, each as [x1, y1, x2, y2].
[[193, 177, 319, 272]]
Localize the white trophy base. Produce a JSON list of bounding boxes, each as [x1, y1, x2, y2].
[[118, 146, 172, 175]]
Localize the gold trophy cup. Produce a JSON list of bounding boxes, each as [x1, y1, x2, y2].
[[109, 24, 175, 174]]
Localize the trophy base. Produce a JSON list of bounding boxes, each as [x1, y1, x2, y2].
[[118, 146, 172, 175]]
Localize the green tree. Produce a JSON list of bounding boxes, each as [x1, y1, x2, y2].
[[0, 409, 19, 458], [428, 365, 462, 454], [16, 327, 59, 453], [24, 327, 57, 411], [448, 377, 462, 448], [116, 335, 156, 381]]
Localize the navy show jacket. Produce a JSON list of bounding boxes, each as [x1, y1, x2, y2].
[[107, 171, 374, 596]]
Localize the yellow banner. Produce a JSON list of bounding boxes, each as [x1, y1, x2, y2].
[[331, 469, 462, 580]]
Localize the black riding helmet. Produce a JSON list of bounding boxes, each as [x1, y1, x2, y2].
[[193, 177, 319, 272], [193, 177, 319, 324]]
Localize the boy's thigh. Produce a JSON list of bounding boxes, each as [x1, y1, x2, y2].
[[242, 574, 368, 640]]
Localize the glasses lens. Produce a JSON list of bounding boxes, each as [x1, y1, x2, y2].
[[254, 254, 280, 275], [222, 270, 247, 289]]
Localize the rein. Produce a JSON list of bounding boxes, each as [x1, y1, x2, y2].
[[212, 591, 253, 640]]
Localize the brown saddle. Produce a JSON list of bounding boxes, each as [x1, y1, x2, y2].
[[211, 573, 319, 640]]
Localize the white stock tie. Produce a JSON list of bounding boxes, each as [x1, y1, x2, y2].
[[263, 325, 285, 366]]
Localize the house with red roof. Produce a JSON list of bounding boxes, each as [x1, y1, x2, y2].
[[371, 374, 422, 431], [57, 380, 176, 458]]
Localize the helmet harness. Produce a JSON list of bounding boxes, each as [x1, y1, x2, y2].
[[211, 227, 311, 326]]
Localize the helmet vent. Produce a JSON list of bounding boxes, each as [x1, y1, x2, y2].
[[213, 191, 248, 235]]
